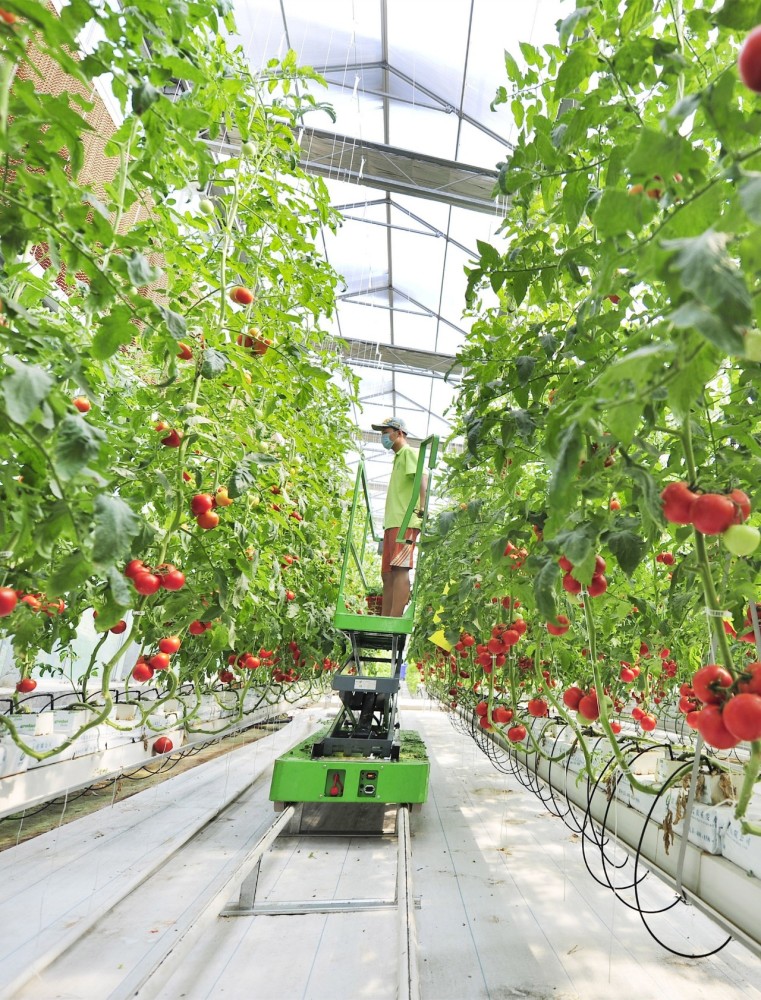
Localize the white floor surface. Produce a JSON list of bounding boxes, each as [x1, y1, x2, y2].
[[0, 701, 759, 1000]]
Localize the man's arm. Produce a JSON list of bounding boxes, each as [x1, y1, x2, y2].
[[415, 473, 428, 516]]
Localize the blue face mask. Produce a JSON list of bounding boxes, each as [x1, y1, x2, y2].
[[381, 433, 393, 450]]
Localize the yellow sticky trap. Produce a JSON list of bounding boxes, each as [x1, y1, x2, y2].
[[429, 629, 452, 652]]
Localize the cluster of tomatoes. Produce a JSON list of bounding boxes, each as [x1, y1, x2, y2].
[[124, 558, 186, 596], [0, 587, 65, 618], [132, 634, 182, 682], [503, 541, 528, 569], [661, 482, 758, 555], [190, 487, 233, 531], [558, 553, 608, 598], [680, 662, 761, 748]]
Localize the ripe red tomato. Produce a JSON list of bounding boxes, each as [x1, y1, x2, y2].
[[492, 706, 513, 724], [578, 695, 600, 721], [229, 285, 254, 305], [562, 686, 584, 710], [511, 619, 527, 636], [547, 615, 570, 636], [475, 700, 488, 717], [722, 694, 761, 741], [161, 569, 186, 591], [609, 499, 621, 511], [110, 620, 127, 634], [197, 510, 220, 530], [690, 493, 735, 535], [161, 429, 182, 448], [153, 736, 174, 754], [609, 720, 622, 734], [660, 481, 697, 525], [479, 716, 492, 730], [72, 396, 91, 412], [243, 655, 261, 669], [691, 663, 733, 704], [132, 572, 161, 596], [0, 10, 19, 23], [738, 662, 761, 695], [159, 635, 181, 654], [219, 669, 234, 683], [177, 342, 193, 360], [149, 652, 171, 671], [620, 666, 635, 683], [507, 724, 527, 742], [527, 697, 549, 718], [594, 555, 606, 574], [640, 713, 657, 732], [562, 573, 582, 594], [587, 574, 607, 597], [285, 589, 296, 601], [132, 661, 154, 682], [558, 555, 573, 572], [191, 493, 214, 515], [729, 488, 751, 523], [739, 26, 761, 92], [188, 620, 208, 635], [16, 678, 37, 693], [693, 704, 741, 749], [124, 559, 145, 578], [0, 587, 18, 616]]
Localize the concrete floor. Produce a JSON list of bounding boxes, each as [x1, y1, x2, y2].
[[1, 700, 760, 1000]]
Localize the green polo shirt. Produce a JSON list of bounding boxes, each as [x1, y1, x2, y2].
[[384, 443, 422, 530]]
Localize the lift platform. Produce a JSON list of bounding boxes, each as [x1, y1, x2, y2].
[[270, 436, 438, 808]]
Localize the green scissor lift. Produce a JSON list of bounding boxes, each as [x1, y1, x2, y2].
[[270, 436, 439, 808]]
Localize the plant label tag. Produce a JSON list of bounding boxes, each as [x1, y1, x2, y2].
[[355, 678, 377, 691]]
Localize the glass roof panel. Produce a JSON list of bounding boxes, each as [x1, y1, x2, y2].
[[390, 104, 458, 160]]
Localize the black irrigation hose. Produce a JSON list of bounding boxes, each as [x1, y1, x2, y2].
[[632, 762, 733, 959], [447, 698, 736, 961]]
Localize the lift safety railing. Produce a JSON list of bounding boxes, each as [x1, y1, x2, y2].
[[334, 435, 439, 636]]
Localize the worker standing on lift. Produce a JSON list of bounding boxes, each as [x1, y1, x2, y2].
[[371, 416, 428, 617]]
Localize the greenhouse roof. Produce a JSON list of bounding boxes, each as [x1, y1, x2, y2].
[[233, 0, 566, 509]]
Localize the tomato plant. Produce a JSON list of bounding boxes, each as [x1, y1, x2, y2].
[[410, 0, 761, 833]]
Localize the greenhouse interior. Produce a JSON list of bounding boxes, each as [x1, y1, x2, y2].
[[3, 0, 761, 997]]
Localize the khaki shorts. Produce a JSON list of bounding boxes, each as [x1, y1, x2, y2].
[[382, 527, 420, 573]]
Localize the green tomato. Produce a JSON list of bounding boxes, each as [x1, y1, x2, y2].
[[722, 523, 761, 556], [198, 198, 215, 216], [241, 141, 256, 157]]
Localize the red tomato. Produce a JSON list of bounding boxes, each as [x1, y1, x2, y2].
[[0, 587, 18, 616], [177, 342, 193, 360], [191, 493, 214, 515], [153, 736, 174, 754], [562, 573, 582, 595], [722, 694, 761, 742], [124, 559, 145, 578], [132, 661, 154, 682], [691, 663, 733, 704], [492, 706, 514, 724], [188, 620, 207, 635], [558, 555, 573, 572], [587, 575, 608, 597], [729, 488, 751, 523], [72, 396, 91, 412], [149, 652, 171, 671], [110, 620, 127, 634], [546, 615, 570, 636], [690, 493, 735, 535], [739, 27, 761, 92], [578, 695, 600, 721], [693, 704, 741, 749], [159, 635, 181, 654], [197, 510, 220, 530], [16, 678, 37, 693], [562, 686, 584, 710], [527, 697, 549, 718], [161, 429, 182, 448], [475, 700, 488, 717], [132, 572, 161, 596], [660, 481, 697, 524], [161, 569, 186, 591], [738, 662, 761, 695], [507, 724, 527, 742], [229, 285, 254, 305], [639, 713, 657, 732]]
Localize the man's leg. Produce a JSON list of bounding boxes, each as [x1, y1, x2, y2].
[[390, 567, 411, 617], [381, 571, 393, 616]]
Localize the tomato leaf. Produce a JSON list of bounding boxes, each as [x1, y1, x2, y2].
[[1, 357, 54, 424], [160, 306, 187, 339], [53, 415, 106, 480], [548, 421, 582, 511], [604, 526, 647, 575], [126, 252, 161, 287], [663, 230, 751, 330], [669, 300, 745, 355], [47, 552, 93, 597], [532, 556, 559, 620], [201, 348, 229, 378], [92, 495, 142, 565], [132, 81, 161, 116], [228, 452, 279, 497]]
